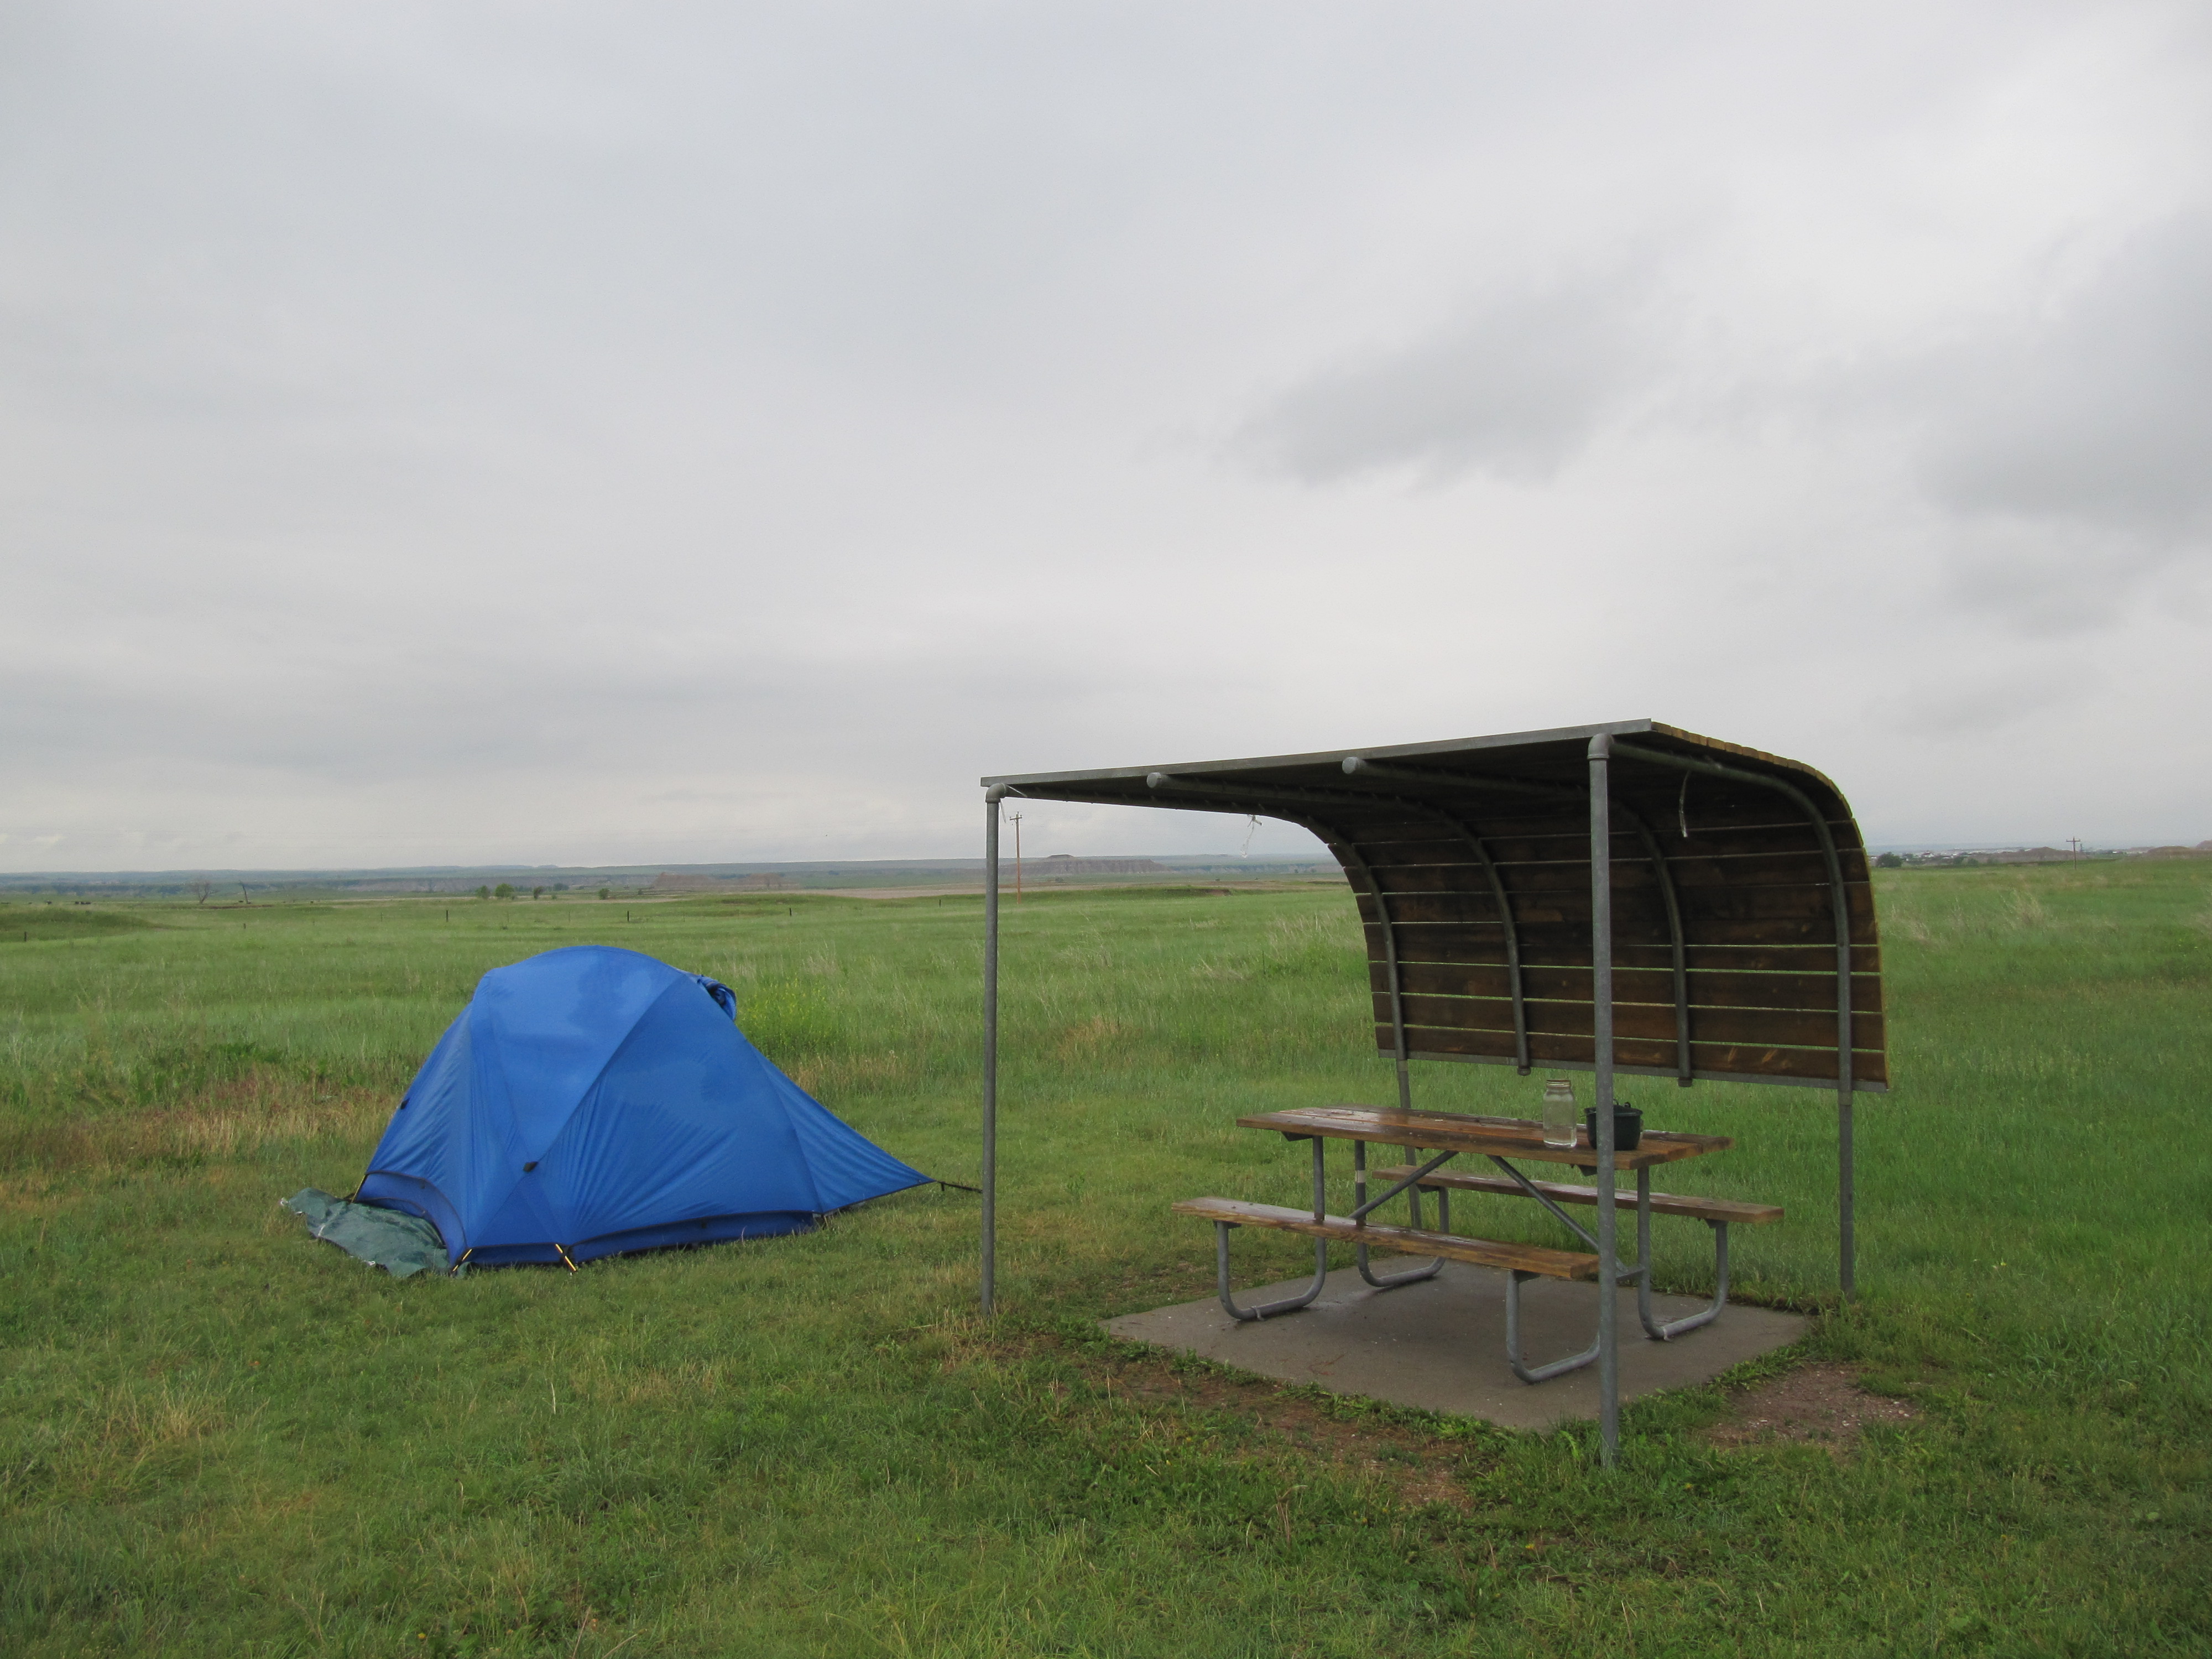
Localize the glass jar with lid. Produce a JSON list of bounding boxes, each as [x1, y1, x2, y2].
[[1541, 1078, 1579, 1147]]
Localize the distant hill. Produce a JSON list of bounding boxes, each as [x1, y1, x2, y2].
[[1022, 856, 1171, 877], [0, 852, 1333, 900]]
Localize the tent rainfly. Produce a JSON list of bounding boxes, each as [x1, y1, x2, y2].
[[977, 721, 1886, 1462], [353, 946, 930, 1269]]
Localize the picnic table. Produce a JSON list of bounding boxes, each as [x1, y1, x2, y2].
[[1174, 1104, 1780, 1384]]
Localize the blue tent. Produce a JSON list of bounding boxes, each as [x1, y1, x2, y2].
[[354, 945, 930, 1267]]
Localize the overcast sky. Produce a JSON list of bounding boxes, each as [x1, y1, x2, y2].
[[6, 1, 2209, 871]]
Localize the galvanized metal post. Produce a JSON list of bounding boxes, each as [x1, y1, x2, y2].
[[1839, 1082, 1855, 1297], [982, 786, 1008, 1314], [1833, 815, 1857, 1301], [1587, 734, 1619, 1467]]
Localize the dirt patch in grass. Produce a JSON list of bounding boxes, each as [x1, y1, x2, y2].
[[1083, 1349, 1478, 1509], [943, 1323, 1480, 1510], [1703, 1361, 1919, 1454]]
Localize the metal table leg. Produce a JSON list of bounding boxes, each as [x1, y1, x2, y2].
[[1353, 1139, 1447, 1290], [1505, 1269, 1601, 1383], [1636, 1168, 1731, 1339], [1497, 1152, 1641, 1384], [1214, 1135, 1333, 1322], [1488, 1154, 1601, 1250]]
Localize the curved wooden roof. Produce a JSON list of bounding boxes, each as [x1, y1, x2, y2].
[[984, 719, 1884, 1093]]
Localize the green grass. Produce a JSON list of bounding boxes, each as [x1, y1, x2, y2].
[[2, 867, 2208, 1656], [0, 905, 168, 945]]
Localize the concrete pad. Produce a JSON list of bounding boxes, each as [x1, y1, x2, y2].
[[1103, 1261, 1808, 1430]]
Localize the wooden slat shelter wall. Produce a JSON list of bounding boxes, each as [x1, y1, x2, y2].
[[984, 720, 1885, 1095]]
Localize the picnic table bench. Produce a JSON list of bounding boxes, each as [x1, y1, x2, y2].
[[1176, 1104, 1781, 1384]]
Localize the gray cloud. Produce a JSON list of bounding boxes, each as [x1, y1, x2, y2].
[[1865, 658, 2096, 741], [1917, 212, 2212, 536], [1874, 212, 2212, 635], [1232, 268, 1663, 485]]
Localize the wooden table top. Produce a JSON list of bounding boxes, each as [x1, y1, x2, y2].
[[1234, 1104, 1731, 1171]]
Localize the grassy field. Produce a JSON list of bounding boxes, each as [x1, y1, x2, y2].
[[1, 863, 2207, 1656]]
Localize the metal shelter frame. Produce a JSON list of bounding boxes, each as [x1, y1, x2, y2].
[[978, 720, 1885, 1463]]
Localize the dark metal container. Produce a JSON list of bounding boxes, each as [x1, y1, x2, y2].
[[1585, 1103, 1644, 1152]]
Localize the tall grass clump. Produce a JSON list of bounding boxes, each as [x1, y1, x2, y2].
[[731, 972, 844, 1063]]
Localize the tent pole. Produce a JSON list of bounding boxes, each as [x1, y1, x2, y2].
[[982, 786, 1008, 1315], [1588, 734, 1619, 1469]]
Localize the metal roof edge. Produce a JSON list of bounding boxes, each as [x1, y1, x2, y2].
[[1639, 723, 1849, 807], [979, 718, 1660, 790]]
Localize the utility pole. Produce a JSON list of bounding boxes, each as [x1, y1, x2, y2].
[[2069, 837, 2082, 861], [1009, 813, 1025, 902]]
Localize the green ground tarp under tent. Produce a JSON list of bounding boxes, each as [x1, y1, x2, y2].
[[283, 1188, 449, 1279]]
